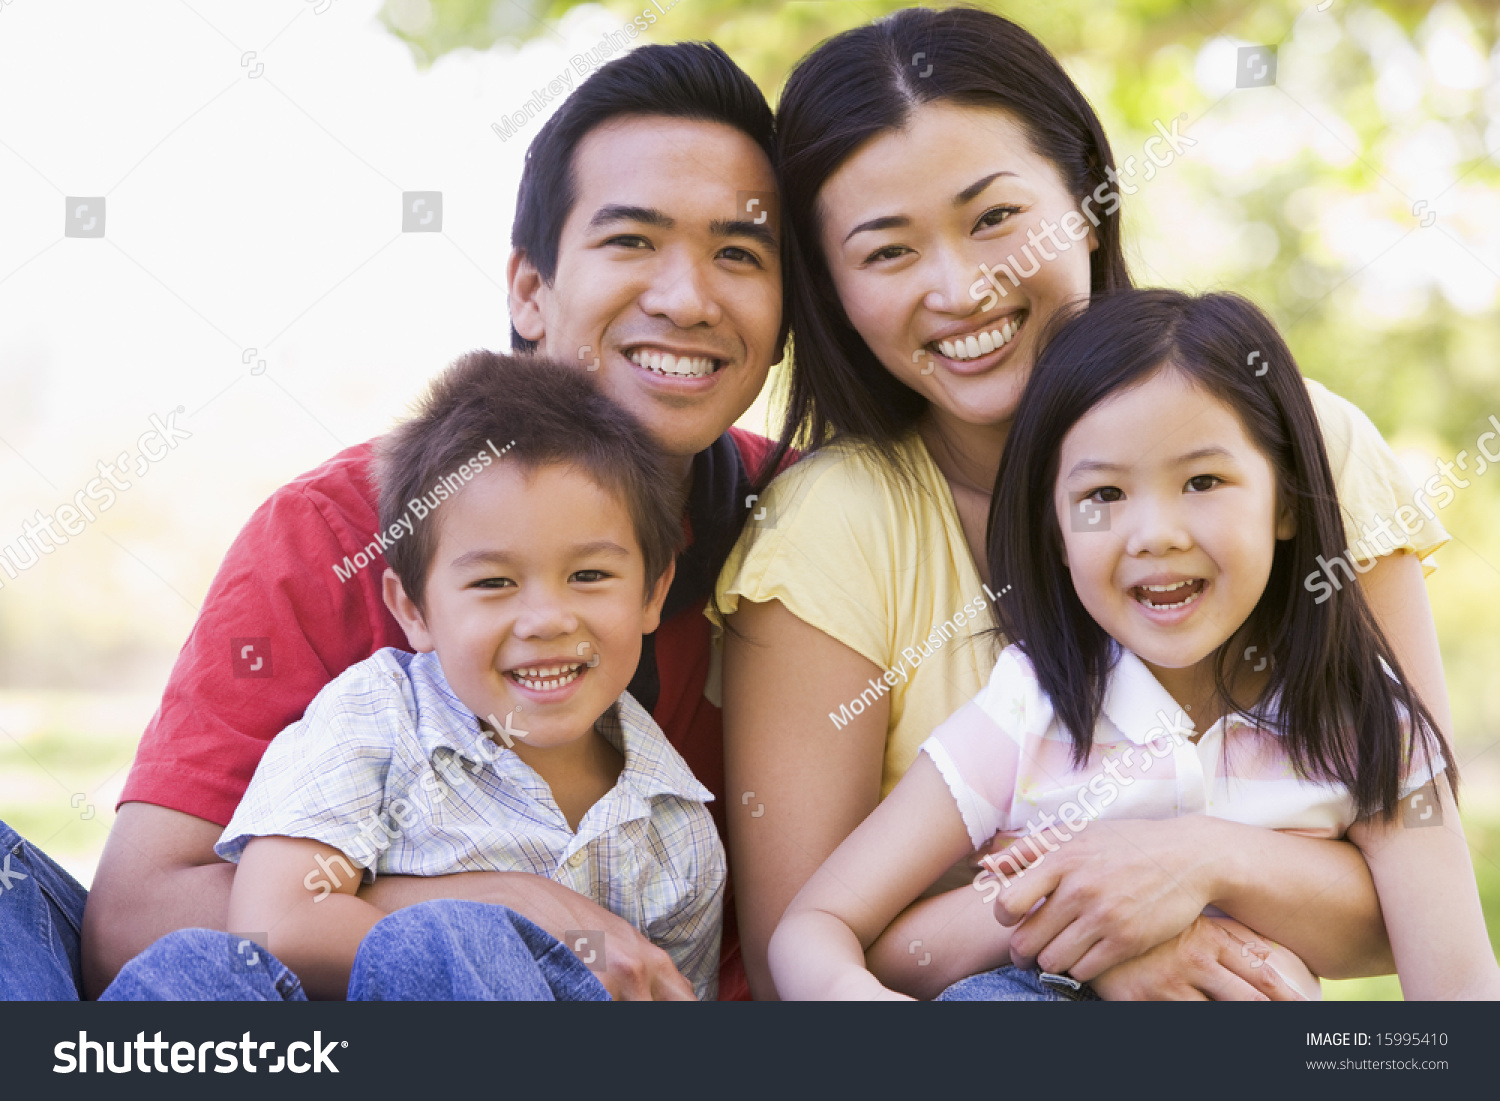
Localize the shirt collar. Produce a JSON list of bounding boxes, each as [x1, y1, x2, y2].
[[1099, 645, 1198, 746], [404, 651, 711, 806]]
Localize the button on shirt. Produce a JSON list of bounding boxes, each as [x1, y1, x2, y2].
[[922, 644, 1442, 853], [217, 647, 726, 1001]]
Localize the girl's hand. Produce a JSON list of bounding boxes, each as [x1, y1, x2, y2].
[[1089, 915, 1312, 1001], [988, 816, 1223, 979]]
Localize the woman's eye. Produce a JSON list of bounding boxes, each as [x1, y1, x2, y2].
[[1186, 475, 1222, 493], [571, 569, 609, 584], [863, 244, 911, 264], [1086, 486, 1124, 503], [974, 205, 1021, 232]]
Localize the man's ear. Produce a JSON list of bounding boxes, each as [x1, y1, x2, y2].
[[507, 248, 547, 346], [383, 567, 436, 653], [640, 558, 677, 636]]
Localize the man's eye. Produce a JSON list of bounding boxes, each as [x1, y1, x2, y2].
[[1086, 486, 1124, 503], [571, 570, 610, 583], [719, 245, 763, 267], [863, 244, 911, 264], [605, 234, 652, 250], [1186, 475, 1222, 493], [975, 205, 1021, 232]]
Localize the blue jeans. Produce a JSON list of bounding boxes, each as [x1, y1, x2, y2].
[[103, 899, 612, 1001], [936, 965, 1092, 1001], [0, 819, 89, 1000]]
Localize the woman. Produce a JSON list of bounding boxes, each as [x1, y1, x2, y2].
[[716, 8, 1452, 1000]]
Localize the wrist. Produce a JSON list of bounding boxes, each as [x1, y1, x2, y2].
[[1186, 815, 1239, 906]]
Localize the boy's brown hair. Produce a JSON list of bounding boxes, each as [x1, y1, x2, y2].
[[374, 351, 683, 611]]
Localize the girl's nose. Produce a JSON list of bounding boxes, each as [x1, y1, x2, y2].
[[1124, 499, 1194, 558]]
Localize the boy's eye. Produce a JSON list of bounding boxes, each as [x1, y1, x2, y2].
[[1085, 486, 1124, 503], [471, 577, 516, 589], [571, 569, 610, 584], [1185, 475, 1222, 493], [974, 204, 1021, 232]]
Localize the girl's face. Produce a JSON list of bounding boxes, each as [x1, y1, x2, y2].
[[816, 101, 1097, 428], [1055, 368, 1295, 681]]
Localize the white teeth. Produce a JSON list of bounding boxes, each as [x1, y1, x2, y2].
[[1143, 581, 1193, 592], [628, 349, 717, 377], [510, 663, 584, 691], [932, 315, 1025, 362]]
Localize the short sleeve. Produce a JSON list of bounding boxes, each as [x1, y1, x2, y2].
[[918, 646, 1036, 850], [1307, 381, 1450, 573], [711, 445, 901, 671], [215, 655, 407, 876], [120, 442, 411, 826]]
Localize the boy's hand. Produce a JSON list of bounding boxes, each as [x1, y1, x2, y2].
[[565, 901, 696, 1000]]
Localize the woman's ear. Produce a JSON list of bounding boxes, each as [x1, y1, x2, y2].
[[383, 568, 436, 652], [507, 249, 548, 345], [1275, 498, 1297, 540]]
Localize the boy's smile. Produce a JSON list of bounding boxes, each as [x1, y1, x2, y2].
[[386, 460, 671, 764]]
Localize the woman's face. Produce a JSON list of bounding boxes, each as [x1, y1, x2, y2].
[[817, 101, 1098, 428]]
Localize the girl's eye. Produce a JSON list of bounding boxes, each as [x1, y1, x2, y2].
[[974, 205, 1021, 232], [1186, 475, 1222, 493], [472, 577, 516, 589], [863, 243, 912, 264], [719, 245, 763, 267], [571, 569, 610, 584], [1086, 486, 1124, 503]]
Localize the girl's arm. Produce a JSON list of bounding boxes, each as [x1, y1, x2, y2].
[[228, 836, 385, 1000], [1348, 778, 1500, 1000], [768, 751, 979, 1000]]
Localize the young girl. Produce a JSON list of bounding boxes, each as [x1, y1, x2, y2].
[[768, 288, 1499, 1001]]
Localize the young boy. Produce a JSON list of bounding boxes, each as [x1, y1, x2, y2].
[[213, 352, 725, 1000]]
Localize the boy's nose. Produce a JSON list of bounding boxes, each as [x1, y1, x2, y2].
[[511, 590, 580, 639]]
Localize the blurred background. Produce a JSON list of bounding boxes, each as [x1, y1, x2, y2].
[[0, 0, 1495, 999]]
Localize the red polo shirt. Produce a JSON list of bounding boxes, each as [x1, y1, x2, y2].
[[121, 428, 776, 1001]]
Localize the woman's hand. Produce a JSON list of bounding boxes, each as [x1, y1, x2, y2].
[[1089, 915, 1313, 1001], [988, 816, 1224, 980]]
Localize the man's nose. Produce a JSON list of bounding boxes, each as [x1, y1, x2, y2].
[[638, 249, 723, 329]]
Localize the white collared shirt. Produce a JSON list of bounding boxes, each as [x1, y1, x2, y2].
[[218, 647, 725, 1000], [922, 644, 1442, 852]]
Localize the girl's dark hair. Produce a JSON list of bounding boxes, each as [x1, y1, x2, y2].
[[990, 288, 1453, 821], [764, 6, 1132, 481]]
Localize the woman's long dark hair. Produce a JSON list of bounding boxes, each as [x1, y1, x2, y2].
[[763, 6, 1133, 485], [990, 288, 1453, 821]]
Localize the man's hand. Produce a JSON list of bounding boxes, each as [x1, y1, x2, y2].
[[1089, 915, 1311, 1001], [986, 816, 1220, 980], [360, 870, 694, 1000]]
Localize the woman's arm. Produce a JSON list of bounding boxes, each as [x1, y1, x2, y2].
[[768, 752, 979, 999], [1348, 779, 1500, 1000], [723, 597, 891, 999]]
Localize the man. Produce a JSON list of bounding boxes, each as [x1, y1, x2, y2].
[[0, 39, 782, 1001]]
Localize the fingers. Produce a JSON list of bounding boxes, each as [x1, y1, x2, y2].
[[1194, 923, 1301, 1002], [989, 858, 1059, 926]]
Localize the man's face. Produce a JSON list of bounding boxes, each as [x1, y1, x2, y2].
[[510, 116, 782, 461]]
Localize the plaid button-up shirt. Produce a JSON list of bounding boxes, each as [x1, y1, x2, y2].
[[218, 647, 725, 1000]]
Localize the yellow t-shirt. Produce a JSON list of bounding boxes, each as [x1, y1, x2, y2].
[[711, 379, 1449, 800]]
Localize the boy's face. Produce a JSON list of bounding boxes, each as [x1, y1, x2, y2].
[[509, 115, 782, 463], [385, 461, 672, 753]]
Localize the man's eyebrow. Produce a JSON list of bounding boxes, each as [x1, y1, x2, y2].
[[843, 214, 909, 245], [711, 218, 777, 250], [956, 171, 1017, 205], [1066, 445, 1237, 480], [588, 204, 673, 231]]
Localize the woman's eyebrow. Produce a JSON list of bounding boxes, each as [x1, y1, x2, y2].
[[843, 214, 909, 244], [955, 171, 1017, 205]]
